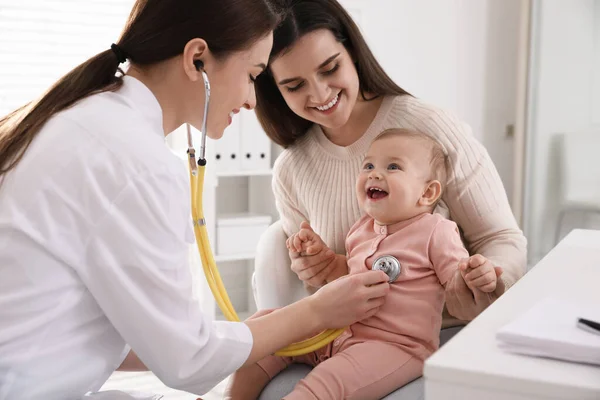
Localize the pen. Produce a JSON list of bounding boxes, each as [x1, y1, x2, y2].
[[577, 318, 600, 336]]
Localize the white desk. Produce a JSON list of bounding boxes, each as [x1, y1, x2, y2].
[[424, 229, 600, 400]]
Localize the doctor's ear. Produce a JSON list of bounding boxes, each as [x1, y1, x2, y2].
[[182, 38, 209, 80]]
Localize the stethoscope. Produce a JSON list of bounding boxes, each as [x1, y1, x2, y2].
[[186, 60, 346, 356], [372, 256, 401, 282], [186, 60, 401, 356]]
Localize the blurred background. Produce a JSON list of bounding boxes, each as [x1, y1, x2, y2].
[[1, 0, 598, 397]]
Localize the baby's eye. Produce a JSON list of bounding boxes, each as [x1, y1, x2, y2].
[[388, 163, 402, 170], [363, 163, 374, 170]]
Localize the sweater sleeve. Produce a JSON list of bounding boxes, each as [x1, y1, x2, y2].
[[271, 152, 308, 238], [402, 99, 527, 289]]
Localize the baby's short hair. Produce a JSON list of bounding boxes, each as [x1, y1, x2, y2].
[[372, 128, 449, 192]]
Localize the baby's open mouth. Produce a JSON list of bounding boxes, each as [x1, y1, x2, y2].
[[367, 187, 388, 200]]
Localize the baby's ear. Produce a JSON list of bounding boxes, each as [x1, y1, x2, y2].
[[418, 180, 442, 207]]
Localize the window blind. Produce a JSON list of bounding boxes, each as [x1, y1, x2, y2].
[[0, 0, 134, 115]]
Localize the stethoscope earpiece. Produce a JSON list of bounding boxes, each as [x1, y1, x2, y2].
[[187, 58, 210, 163]]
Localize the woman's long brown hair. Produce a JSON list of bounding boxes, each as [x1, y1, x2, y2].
[[254, 0, 411, 148]]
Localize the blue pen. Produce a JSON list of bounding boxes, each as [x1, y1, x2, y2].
[[577, 318, 600, 336]]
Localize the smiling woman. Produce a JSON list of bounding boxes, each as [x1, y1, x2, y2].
[[254, 0, 409, 148]]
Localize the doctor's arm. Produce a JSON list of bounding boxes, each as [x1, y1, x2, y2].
[[82, 171, 388, 394], [117, 268, 385, 372], [243, 270, 388, 365]]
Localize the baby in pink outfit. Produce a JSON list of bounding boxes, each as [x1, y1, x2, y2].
[[226, 129, 498, 400]]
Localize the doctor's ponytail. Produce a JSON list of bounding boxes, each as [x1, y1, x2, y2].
[[0, 50, 124, 177], [0, 0, 281, 178]]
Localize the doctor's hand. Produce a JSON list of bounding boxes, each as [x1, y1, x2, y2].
[[288, 222, 336, 288], [445, 262, 505, 321], [310, 270, 390, 328]]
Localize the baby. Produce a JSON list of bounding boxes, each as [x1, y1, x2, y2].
[[225, 128, 498, 400]]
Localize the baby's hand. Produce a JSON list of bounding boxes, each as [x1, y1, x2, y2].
[[459, 254, 497, 293], [286, 221, 328, 256]]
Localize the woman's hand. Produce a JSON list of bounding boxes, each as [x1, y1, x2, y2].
[[445, 259, 505, 321], [288, 222, 336, 287], [309, 270, 390, 329]]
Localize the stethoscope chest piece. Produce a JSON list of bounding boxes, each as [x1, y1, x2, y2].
[[372, 255, 401, 283]]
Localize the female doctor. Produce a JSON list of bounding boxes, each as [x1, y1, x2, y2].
[[0, 0, 390, 398]]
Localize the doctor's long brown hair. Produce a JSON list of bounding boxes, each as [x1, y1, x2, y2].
[[0, 0, 280, 178]]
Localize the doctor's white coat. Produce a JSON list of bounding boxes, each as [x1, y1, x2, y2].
[[0, 76, 253, 399]]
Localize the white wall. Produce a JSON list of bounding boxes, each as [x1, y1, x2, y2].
[[0, 0, 136, 116], [523, 0, 598, 263], [477, 0, 523, 204], [340, 0, 521, 204]]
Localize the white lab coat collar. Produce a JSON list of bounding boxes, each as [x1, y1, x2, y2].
[[120, 75, 164, 137]]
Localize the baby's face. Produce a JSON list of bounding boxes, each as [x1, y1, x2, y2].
[[356, 135, 434, 225]]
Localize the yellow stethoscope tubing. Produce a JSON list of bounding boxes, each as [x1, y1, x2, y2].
[[188, 159, 345, 356], [186, 69, 345, 357]]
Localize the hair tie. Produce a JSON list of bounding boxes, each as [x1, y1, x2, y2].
[[110, 43, 127, 64]]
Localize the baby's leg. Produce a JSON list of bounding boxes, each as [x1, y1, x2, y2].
[[285, 341, 423, 400], [224, 355, 290, 400], [224, 363, 270, 400]]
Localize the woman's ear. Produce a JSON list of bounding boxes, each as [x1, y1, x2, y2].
[[182, 38, 209, 81], [418, 180, 442, 207]]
